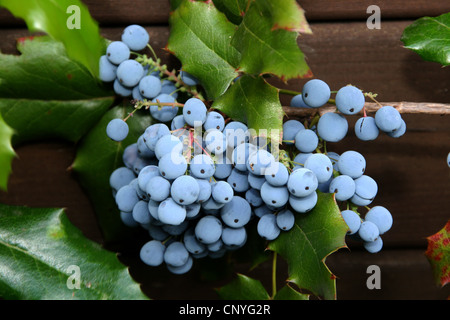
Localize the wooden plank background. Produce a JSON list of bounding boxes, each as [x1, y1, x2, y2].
[[0, 1, 449, 300]]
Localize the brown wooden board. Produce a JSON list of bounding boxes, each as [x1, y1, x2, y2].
[[1, 0, 449, 26]]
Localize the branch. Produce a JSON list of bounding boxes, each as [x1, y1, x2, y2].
[[283, 102, 450, 117]]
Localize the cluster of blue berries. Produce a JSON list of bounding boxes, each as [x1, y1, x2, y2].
[[101, 26, 401, 274], [287, 78, 399, 252], [291, 79, 406, 141]]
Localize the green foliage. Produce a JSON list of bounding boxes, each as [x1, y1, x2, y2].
[[0, 114, 15, 191], [167, 0, 241, 100], [212, 75, 283, 137], [425, 220, 450, 287], [0, 203, 148, 300], [268, 193, 348, 300], [0, 0, 105, 78], [401, 12, 450, 66], [168, 0, 311, 134], [216, 273, 271, 300], [230, 0, 310, 80], [0, 36, 113, 145]]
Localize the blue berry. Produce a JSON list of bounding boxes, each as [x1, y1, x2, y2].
[[171, 175, 200, 205], [364, 206, 393, 235], [158, 152, 187, 180], [329, 175, 356, 201], [301, 79, 331, 108], [335, 85, 365, 115], [150, 93, 179, 123], [355, 116, 379, 141], [220, 196, 252, 228], [351, 175, 378, 206], [341, 209, 361, 235], [304, 153, 333, 184], [106, 119, 129, 141], [337, 151, 366, 179], [317, 112, 348, 142], [276, 209, 295, 231], [140, 240, 165, 266], [358, 220, 380, 242], [290, 94, 311, 108], [204, 111, 225, 131], [180, 70, 199, 86], [164, 241, 190, 267], [190, 154, 215, 179], [158, 197, 186, 225], [257, 213, 280, 240], [121, 24, 149, 51], [211, 181, 234, 204], [287, 167, 318, 197], [106, 41, 130, 65], [116, 59, 145, 87], [375, 106, 402, 132], [99, 55, 117, 82], [283, 120, 304, 144], [264, 162, 289, 186], [115, 185, 139, 212], [260, 182, 289, 208], [183, 98, 207, 126], [195, 215, 223, 244], [139, 75, 162, 99], [294, 129, 319, 153], [289, 191, 318, 213]]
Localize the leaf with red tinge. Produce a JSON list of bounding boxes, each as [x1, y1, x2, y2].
[[230, 0, 311, 80], [425, 220, 450, 287]]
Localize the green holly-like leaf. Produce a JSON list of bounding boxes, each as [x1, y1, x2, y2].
[[0, 114, 16, 191], [212, 0, 247, 25], [215, 273, 271, 300], [425, 220, 450, 287], [167, 0, 241, 100], [273, 284, 309, 300], [71, 105, 153, 244], [401, 12, 450, 66], [0, 203, 148, 300], [268, 193, 348, 300], [212, 75, 284, 137], [255, 0, 312, 33], [0, 36, 113, 145], [0, 0, 105, 78], [231, 0, 311, 80]]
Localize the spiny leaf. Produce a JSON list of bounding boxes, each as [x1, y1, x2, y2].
[[425, 220, 450, 287], [231, 0, 311, 80], [256, 0, 312, 33], [268, 192, 348, 300], [212, 0, 247, 25], [0, 114, 16, 191], [71, 105, 153, 244], [273, 284, 309, 300], [0, 36, 113, 145], [167, 0, 241, 100], [0, 0, 105, 78], [215, 273, 270, 300], [401, 12, 450, 66], [0, 203, 148, 300], [212, 75, 284, 137]]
